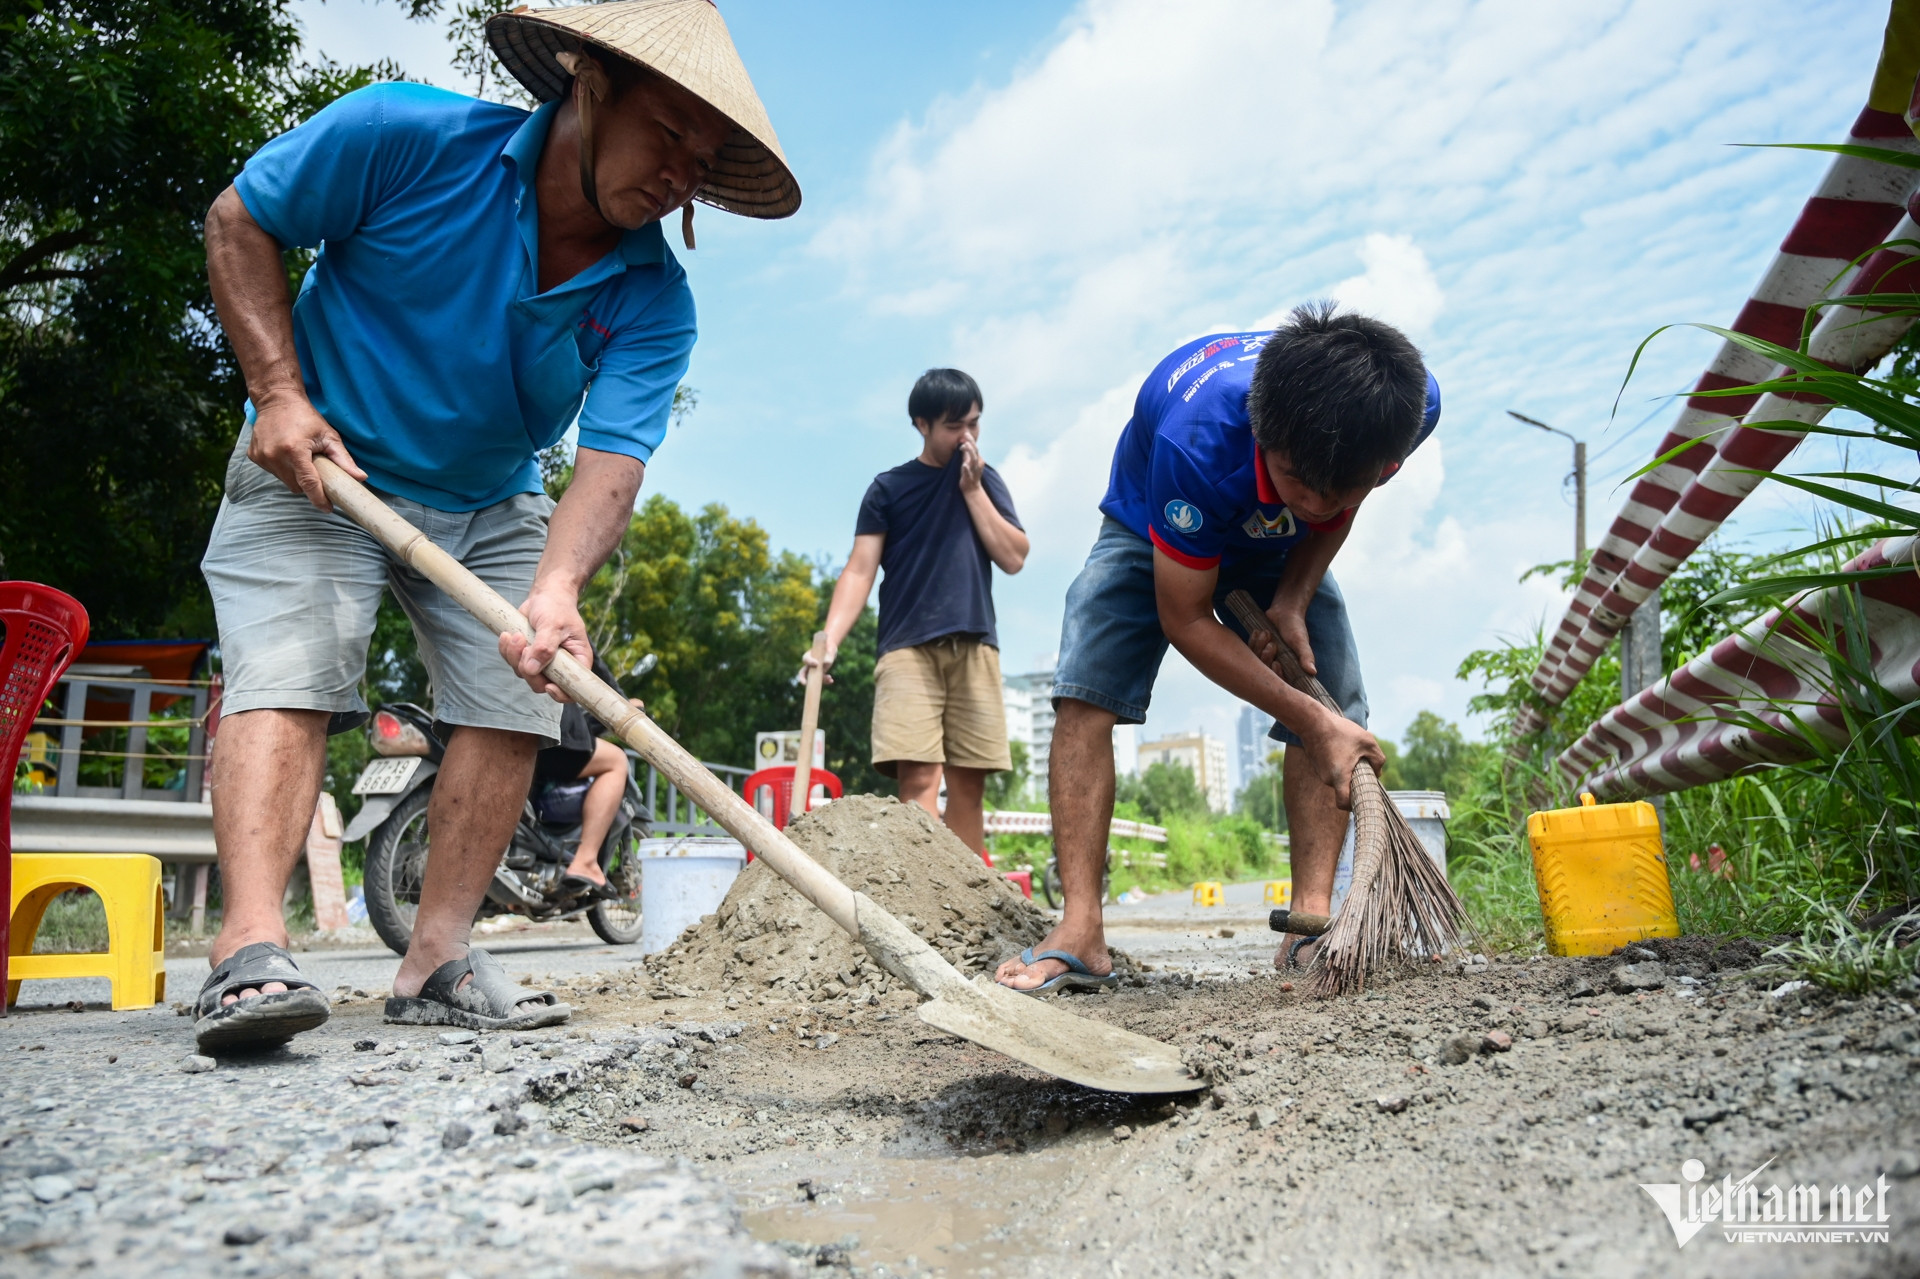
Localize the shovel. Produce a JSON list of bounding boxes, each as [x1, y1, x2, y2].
[[314, 459, 1194, 1095], [791, 630, 826, 821]]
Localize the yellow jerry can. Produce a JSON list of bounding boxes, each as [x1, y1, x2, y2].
[[1526, 793, 1678, 956]]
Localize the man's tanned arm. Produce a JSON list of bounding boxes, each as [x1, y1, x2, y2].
[[1256, 520, 1350, 677], [204, 185, 366, 511], [957, 437, 1028, 572], [801, 532, 883, 682], [500, 447, 645, 700], [1152, 550, 1382, 808]]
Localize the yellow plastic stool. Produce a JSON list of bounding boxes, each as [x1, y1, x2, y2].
[[8, 854, 167, 1010], [1263, 879, 1292, 906], [1191, 881, 1223, 907], [1526, 793, 1677, 957]]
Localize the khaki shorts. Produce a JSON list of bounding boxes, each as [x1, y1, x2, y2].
[[870, 635, 1011, 775]]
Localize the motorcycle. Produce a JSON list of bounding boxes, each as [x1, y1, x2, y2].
[[340, 702, 648, 955]]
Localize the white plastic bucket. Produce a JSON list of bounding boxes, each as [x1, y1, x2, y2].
[[637, 837, 746, 954], [1329, 790, 1451, 916]]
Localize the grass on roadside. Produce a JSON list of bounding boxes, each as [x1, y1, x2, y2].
[[1753, 898, 1920, 997]]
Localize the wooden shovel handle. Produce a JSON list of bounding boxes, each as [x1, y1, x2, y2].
[[793, 630, 826, 820], [314, 458, 860, 935]]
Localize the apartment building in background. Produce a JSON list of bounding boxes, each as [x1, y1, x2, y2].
[[1002, 664, 1057, 797], [1137, 731, 1231, 813], [1237, 703, 1274, 793]]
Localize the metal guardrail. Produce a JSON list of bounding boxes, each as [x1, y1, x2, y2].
[[7, 796, 217, 862], [628, 752, 752, 838], [980, 810, 1169, 843], [27, 675, 211, 802]]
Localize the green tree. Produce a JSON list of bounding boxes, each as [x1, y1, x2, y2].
[[1394, 710, 1479, 795], [1118, 759, 1209, 823], [573, 494, 820, 767], [1234, 749, 1286, 832], [0, 1, 392, 635]]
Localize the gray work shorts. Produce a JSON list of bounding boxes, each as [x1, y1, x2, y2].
[[201, 428, 564, 745]]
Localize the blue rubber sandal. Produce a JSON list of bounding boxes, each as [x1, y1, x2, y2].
[[1003, 947, 1120, 995]]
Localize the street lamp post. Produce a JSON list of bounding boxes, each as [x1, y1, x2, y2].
[[1507, 410, 1586, 562]]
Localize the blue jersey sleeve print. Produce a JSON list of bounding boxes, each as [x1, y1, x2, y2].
[[233, 83, 446, 251], [573, 260, 697, 465], [1146, 437, 1229, 569]]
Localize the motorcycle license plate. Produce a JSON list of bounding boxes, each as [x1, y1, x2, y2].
[[353, 757, 422, 795]]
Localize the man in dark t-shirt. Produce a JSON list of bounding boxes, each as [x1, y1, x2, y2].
[[806, 368, 1028, 854]]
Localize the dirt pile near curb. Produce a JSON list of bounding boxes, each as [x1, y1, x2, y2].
[[641, 794, 1118, 1000]]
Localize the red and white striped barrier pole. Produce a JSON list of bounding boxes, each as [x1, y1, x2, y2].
[[1559, 535, 1920, 796], [1524, 105, 1920, 710], [1543, 210, 1920, 702]]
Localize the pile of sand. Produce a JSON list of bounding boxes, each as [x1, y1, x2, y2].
[[640, 795, 1125, 1001]]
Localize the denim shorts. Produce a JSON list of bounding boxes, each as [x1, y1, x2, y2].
[[201, 427, 565, 745], [1051, 517, 1367, 746]]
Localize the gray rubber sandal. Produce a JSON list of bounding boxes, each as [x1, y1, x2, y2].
[[1001, 947, 1120, 996], [193, 941, 331, 1054], [383, 948, 571, 1031]]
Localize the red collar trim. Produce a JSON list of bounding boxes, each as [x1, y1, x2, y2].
[[1254, 441, 1282, 505]]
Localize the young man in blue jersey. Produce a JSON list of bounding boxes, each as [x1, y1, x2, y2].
[[996, 303, 1440, 993]]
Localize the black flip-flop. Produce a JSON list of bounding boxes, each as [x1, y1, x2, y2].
[[193, 942, 331, 1055], [383, 948, 571, 1031], [561, 872, 612, 898]]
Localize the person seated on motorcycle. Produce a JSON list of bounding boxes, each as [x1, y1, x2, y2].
[[533, 658, 641, 897]]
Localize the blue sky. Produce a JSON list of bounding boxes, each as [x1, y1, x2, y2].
[[295, 0, 1903, 763]]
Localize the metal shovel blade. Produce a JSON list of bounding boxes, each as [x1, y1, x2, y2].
[[918, 977, 1195, 1094]]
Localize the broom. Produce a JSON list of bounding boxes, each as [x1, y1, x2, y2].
[[1224, 590, 1474, 995]]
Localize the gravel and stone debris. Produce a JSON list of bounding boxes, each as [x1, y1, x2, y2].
[[0, 996, 798, 1276]]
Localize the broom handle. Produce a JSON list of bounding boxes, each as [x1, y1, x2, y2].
[[792, 631, 826, 820], [314, 458, 862, 936], [1224, 588, 1380, 800], [1223, 590, 1342, 715]]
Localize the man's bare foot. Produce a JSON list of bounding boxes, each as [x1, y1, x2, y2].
[[1273, 933, 1322, 970], [994, 923, 1113, 990], [208, 930, 291, 1005], [562, 855, 607, 888], [391, 941, 471, 1001]]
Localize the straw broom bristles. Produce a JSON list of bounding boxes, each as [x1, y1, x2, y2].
[[1224, 591, 1475, 996]]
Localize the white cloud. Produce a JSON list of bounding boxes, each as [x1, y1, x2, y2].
[[1326, 234, 1446, 341]]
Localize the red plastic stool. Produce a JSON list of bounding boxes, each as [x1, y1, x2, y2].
[[742, 766, 843, 833], [1, 583, 90, 1014]]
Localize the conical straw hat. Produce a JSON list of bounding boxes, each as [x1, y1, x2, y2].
[[487, 0, 800, 219]]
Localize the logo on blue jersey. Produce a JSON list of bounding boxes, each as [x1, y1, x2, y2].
[[1163, 500, 1203, 533], [1242, 508, 1297, 540]]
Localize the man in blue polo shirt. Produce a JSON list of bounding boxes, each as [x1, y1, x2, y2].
[[189, 2, 800, 1054], [996, 303, 1439, 993]]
